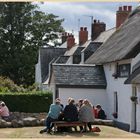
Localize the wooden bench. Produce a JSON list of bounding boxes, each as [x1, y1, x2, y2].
[[52, 121, 86, 132]]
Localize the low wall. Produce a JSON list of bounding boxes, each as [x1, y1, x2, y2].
[[0, 112, 114, 128]]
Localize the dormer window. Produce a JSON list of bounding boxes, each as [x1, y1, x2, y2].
[[112, 63, 131, 79], [118, 64, 131, 77]]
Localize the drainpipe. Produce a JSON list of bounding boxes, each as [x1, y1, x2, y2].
[[130, 85, 137, 132]]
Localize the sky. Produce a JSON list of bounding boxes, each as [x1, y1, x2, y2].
[[38, 2, 138, 43]]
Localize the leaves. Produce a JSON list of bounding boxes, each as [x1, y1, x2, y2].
[[0, 2, 64, 86]]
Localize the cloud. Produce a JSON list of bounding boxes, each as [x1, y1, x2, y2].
[[38, 2, 138, 43]]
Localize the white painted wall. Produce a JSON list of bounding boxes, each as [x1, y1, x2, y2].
[[136, 86, 140, 132], [48, 73, 56, 103], [35, 50, 42, 87], [58, 88, 109, 117], [104, 63, 132, 125]]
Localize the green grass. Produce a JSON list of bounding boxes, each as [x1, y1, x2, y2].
[[0, 125, 140, 138]]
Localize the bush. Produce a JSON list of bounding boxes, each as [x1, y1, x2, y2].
[[0, 91, 52, 113], [0, 76, 26, 92]]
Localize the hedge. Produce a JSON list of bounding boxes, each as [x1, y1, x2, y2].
[[0, 91, 52, 113]]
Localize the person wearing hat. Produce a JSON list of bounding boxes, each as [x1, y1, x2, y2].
[[0, 101, 10, 121], [40, 98, 62, 134]]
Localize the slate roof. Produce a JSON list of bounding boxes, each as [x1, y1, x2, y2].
[[73, 47, 84, 64], [55, 56, 70, 64], [40, 47, 66, 82], [64, 45, 78, 56], [52, 64, 107, 88], [86, 6, 140, 64], [83, 42, 102, 61]]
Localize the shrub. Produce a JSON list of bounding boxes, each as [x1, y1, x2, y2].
[[0, 76, 26, 92], [0, 91, 52, 113]]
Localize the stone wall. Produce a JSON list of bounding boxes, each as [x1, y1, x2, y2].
[[0, 112, 114, 128], [10, 112, 46, 120], [0, 112, 46, 128]]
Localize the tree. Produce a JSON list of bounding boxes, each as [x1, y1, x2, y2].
[[0, 2, 64, 86]]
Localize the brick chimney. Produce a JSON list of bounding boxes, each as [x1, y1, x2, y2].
[[91, 19, 106, 41], [62, 32, 68, 44], [67, 34, 75, 50], [79, 27, 88, 46], [116, 6, 132, 28]]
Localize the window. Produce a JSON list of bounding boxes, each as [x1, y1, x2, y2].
[[117, 64, 131, 77]]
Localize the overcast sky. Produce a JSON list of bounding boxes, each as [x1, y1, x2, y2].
[[38, 2, 138, 43]]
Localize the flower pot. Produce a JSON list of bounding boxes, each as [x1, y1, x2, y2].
[[130, 96, 137, 102], [112, 73, 118, 79], [112, 112, 118, 118]]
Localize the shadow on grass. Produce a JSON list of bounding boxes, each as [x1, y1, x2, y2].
[[51, 131, 100, 137]]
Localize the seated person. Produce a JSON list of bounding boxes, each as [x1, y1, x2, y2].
[[93, 105, 98, 118], [64, 98, 78, 122], [0, 101, 10, 121], [40, 98, 62, 134], [77, 99, 83, 111], [79, 99, 94, 132], [63, 98, 78, 132], [96, 104, 107, 120]]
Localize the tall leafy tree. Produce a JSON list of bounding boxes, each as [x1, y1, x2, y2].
[[0, 2, 64, 86]]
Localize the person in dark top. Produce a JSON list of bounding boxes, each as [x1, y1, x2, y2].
[[63, 98, 78, 132], [96, 104, 107, 120], [64, 98, 78, 122]]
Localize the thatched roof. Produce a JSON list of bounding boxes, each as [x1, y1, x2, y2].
[[93, 27, 116, 43], [125, 60, 140, 84], [125, 66, 140, 84], [86, 6, 140, 64]]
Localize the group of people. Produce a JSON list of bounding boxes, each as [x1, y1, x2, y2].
[[40, 97, 106, 134], [0, 101, 10, 121]]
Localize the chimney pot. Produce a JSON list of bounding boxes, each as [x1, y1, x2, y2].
[[84, 27, 87, 31], [123, 6, 127, 11], [80, 27, 83, 31], [79, 26, 88, 45], [128, 6, 132, 11], [94, 19, 97, 23], [65, 32, 67, 36], [116, 5, 132, 28], [119, 6, 122, 11], [67, 34, 75, 50], [62, 32, 68, 44], [91, 20, 106, 41]]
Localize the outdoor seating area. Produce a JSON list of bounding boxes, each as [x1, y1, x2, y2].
[[52, 120, 114, 133]]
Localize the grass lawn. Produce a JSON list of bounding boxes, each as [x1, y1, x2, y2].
[[0, 125, 140, 138]]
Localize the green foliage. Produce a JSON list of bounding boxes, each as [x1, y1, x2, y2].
[[0, 91, 52, 113], [0, 76, 26, 92], [0, 2, 64, 86]]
